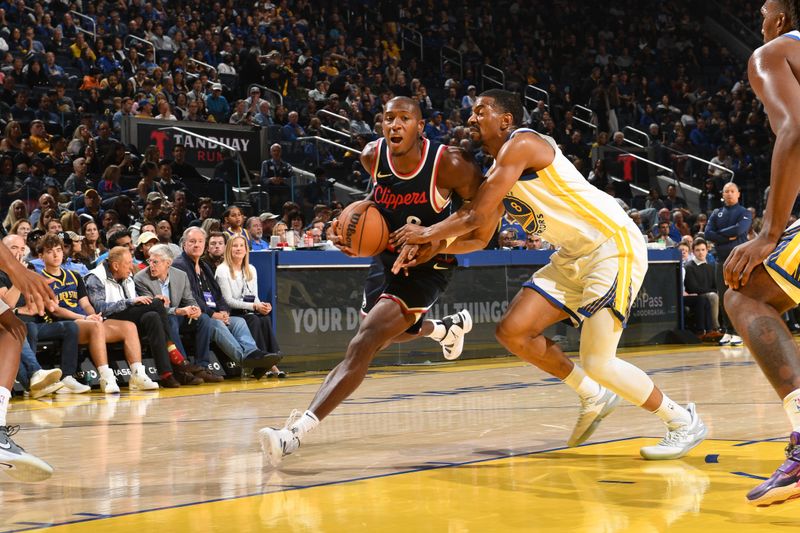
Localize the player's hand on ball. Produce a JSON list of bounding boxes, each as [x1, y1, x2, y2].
[[389, 223, 429, 247], [723, 235, 775, 289], [329, 218, 356, 257]]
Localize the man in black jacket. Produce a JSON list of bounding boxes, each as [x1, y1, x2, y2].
[[684, 239, 720, 339], [705, 182, 751, 345], [172, 227, 279, 368]]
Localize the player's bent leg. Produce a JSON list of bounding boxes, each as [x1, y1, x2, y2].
[[496, 288, 616, 447], [725, 266, 800, 506], [495, 287, 573, 378], [259, 299, 415, 466], [725, 265, 800, 397]]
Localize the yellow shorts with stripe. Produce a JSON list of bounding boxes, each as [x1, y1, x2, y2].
[[523, 225, 647, 327], [764, 220, 800, 303]]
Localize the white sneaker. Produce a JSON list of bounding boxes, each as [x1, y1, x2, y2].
[[439, 309, 473, 360], [728, 334, 743, 346], [29, 368, 62, 395], [29, 381, 63, 399], [56, 376, 91, 394], [718, 333, 732, 346], [567, 387, 621, 447], [129, 371, 159, 391], [259, 410, 302, 467], [640, 403, 708, 460], [99, 373, 120, 394]]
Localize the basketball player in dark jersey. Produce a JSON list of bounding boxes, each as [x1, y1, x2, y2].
[[722, 1, 800, 506], [259, 97, 498, 465], [0, 241, 57, 480]]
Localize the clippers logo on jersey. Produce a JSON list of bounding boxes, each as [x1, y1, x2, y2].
[[503, 196, 546, 234], [373, 184, 429, 210], [370, 137, 451, 234]]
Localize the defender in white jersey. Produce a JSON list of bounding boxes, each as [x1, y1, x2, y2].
[[392, 90, 706, 459]]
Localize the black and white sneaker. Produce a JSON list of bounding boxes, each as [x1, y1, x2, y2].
[[0, 425, 53, 482], [439, 310, 473, 360], [259, 411, 302, 467]]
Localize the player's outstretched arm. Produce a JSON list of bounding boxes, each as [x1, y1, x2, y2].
[[0, 243, 56, 315], [725, 41, 800, 289], [390, 137, 537, 248]]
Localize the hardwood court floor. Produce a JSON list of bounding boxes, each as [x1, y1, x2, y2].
[[2, 345, 799, 532]]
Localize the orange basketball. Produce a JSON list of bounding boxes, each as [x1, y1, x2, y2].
[[337, 200, 389, 257]]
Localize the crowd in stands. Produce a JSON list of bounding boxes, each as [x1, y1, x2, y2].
[[0, 0, 788, 394]]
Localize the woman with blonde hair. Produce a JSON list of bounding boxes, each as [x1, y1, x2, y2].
[[60, 211, 80, 233], [216, 235, 283, 379], [200, 217, 221, 235], [3, 199, 27, 231], [67, 124, 93, 156]]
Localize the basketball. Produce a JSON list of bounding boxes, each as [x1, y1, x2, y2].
[[337, 200, 389, 257]]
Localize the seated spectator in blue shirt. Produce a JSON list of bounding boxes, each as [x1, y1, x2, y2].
[[253, 101, 273, 127], [423, 112, 449, 143], [98, 46, 122, 75], [10, 91, 35, 123], [205, 84, 230, 123], [281, 111, 305, 141], [246, 217, 269, 251]]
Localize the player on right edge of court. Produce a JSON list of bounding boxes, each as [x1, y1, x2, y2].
[[392, 89, 707, 460], [722, 0, 800, 507]]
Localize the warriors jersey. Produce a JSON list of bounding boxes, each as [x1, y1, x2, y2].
[[500, 128, 633, 257], [370, 137, 455, 269], [42, 267, 88, 318]]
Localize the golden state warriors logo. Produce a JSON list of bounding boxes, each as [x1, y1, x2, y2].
[[503, 196, 546, 234]]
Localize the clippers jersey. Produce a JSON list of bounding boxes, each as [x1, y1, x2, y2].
[[500, 128, 633, 257], [370, 137, 454, 269]]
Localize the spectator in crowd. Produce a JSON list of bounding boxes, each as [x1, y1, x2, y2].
[[170, 145, 203, 184], [222, 206, 250, 246], [215, 235, 283, 379], [247, 217, 268, 251], [133, 244, 223, 383], [205, 83, 229, 123], [260, 143, 294, 214], [704, 182, 750, 346], [204, 231, 227, 269], [172, 227, 279, 369], [38, 234, 122, 394], [86, 245, 209, 388], [654, 221, 677, 248], [683, 239, 722, 341]]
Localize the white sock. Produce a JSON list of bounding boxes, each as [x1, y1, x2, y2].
[[290, 410, 319, 438], [653, 393, 691, 428], [782, 389, 800, 433], [426, 320, 446, 342], [0, 386, 9, 426], [97, 365, 115, 379], [130, 362, 144, 375], [563, 365, 602, 400]]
